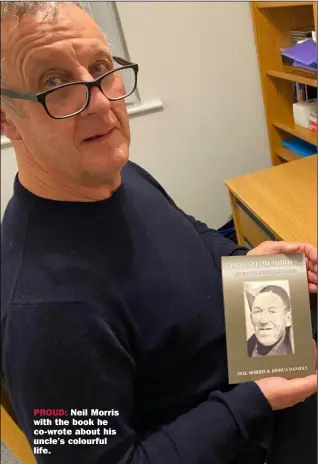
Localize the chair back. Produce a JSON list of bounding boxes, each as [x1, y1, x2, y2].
[[1, 379, 37, 464]]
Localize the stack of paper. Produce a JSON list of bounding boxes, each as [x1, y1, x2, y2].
[[290, 26, 314, 45], [281, 39, 317, 72]]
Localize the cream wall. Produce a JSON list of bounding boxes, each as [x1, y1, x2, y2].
[[1, 2, 270, 226], [1, 143, 17, 217]]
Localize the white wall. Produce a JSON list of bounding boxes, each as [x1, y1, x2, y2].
[[1, 143, 17, 217], [1, 2, 270, 227]]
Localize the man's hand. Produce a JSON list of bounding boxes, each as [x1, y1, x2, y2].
[[256, 341, 317, 410], [247, 241, 317, 293], [256, 375, 317, 410]]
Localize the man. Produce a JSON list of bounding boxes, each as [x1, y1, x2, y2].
[[1, 2, 317, 464], [247, 285, 294, 358]]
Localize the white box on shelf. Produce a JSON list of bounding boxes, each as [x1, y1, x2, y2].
[[293, 100, 317, 129]]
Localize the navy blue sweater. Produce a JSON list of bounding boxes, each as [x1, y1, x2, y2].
[[1, 161, 273, 464]]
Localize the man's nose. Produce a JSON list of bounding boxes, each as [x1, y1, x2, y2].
[[259, 311, 270, 324], [81, 85, 111, 117]]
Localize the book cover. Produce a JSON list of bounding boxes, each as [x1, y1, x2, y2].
[[221, 253, 315, 384], [281, 39, 317, 66]]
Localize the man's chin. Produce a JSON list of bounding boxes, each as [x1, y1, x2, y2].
[[257, 340, 277, 347], [82, 142, 128, 170], [256, 333, 282, 347], [77, 155, 128, 189], [256, 333, 276, 346]]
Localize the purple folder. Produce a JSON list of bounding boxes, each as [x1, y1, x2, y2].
[[293, 61, 317, 72], [281, 39, 317, 66]]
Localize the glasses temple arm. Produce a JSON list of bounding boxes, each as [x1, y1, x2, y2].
[[0, 89, 38, 101]]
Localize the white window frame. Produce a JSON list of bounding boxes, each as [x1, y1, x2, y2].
[[82, 2, 162, 117], [82, 1, 139, 106]]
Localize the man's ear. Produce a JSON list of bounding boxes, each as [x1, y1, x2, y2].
[[1, 108, 21, 141], [245, 290, 255, 311], [285, 310, 292, 327]]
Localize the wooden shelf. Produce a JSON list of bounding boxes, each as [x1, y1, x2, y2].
[[256, 2, 314, 9], [273, 121, 317, 145], [251, 1, 317, 165], [276, 147, 301, 162], [267, 67, 317, 87]]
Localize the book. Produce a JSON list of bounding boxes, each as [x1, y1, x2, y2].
[[221, 253, 315, 384], [292, 82, 306, 102], [291, 83, 317, 104]]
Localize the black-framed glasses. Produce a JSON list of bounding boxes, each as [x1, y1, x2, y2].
[[0, 56, 138, 119]]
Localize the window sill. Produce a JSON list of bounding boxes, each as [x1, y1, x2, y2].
[[127, 99, 164, 118], [1, 136, 11, 148], [0, 100, 164, 148]]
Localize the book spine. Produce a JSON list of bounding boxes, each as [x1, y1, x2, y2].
[[296, 83, 307, 103], [292, 82, 298, 103]]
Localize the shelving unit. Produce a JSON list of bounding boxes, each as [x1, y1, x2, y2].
[[255, 2, 314, 8], [267, 67, 317, 87], [276, 146, 302, 163], [250, 1, 317, 165]]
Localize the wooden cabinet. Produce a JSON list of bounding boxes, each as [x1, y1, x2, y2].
[[225, 155, 317, 248], [236, 202, 277, 247], [250, 1, 317, 166]]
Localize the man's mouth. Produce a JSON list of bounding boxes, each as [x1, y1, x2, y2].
[[82, 129, 115, 143], [259, 328, 273, 335], [84, 134, 105, 142]]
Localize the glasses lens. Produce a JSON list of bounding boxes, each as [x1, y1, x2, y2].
[[45, 84, 88, 118], [101, 68, 135, 100]]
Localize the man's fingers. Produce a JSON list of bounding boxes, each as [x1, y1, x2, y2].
[[266, 242, 301, 254], [303, 375, 317, 399], [307, 260, 318, 274], [308, 270, 318, 284], [271, 242, 317, 265], [286, 343, 317, 402], [287, 375, 318, 400], [304, 243, 318, 266], [306, 259, 318, 277]]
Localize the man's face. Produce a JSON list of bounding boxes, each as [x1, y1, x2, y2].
[[250, 291, 291, 347], [1, 3, 130, 186]]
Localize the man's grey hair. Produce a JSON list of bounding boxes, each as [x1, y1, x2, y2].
[[0, 1, 86, 23], [257, 285, 291, 312], [1, 1, 86, 111]]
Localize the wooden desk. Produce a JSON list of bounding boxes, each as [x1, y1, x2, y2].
[[225, 155, 317, 248]]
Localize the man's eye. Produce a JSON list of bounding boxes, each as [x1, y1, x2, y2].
[[92, 62, 111, 75], [44, 77, 64, 89]]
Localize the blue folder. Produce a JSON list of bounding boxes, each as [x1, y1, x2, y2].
[[282, 138, 317, 157]]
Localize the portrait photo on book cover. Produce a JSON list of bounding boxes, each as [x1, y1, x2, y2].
[[243, 280, 295, 358]]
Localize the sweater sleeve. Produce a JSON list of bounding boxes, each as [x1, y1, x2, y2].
[[3, 301, 273, 464], [128, 162, 249, 265], [177, 212, 249, 265]]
